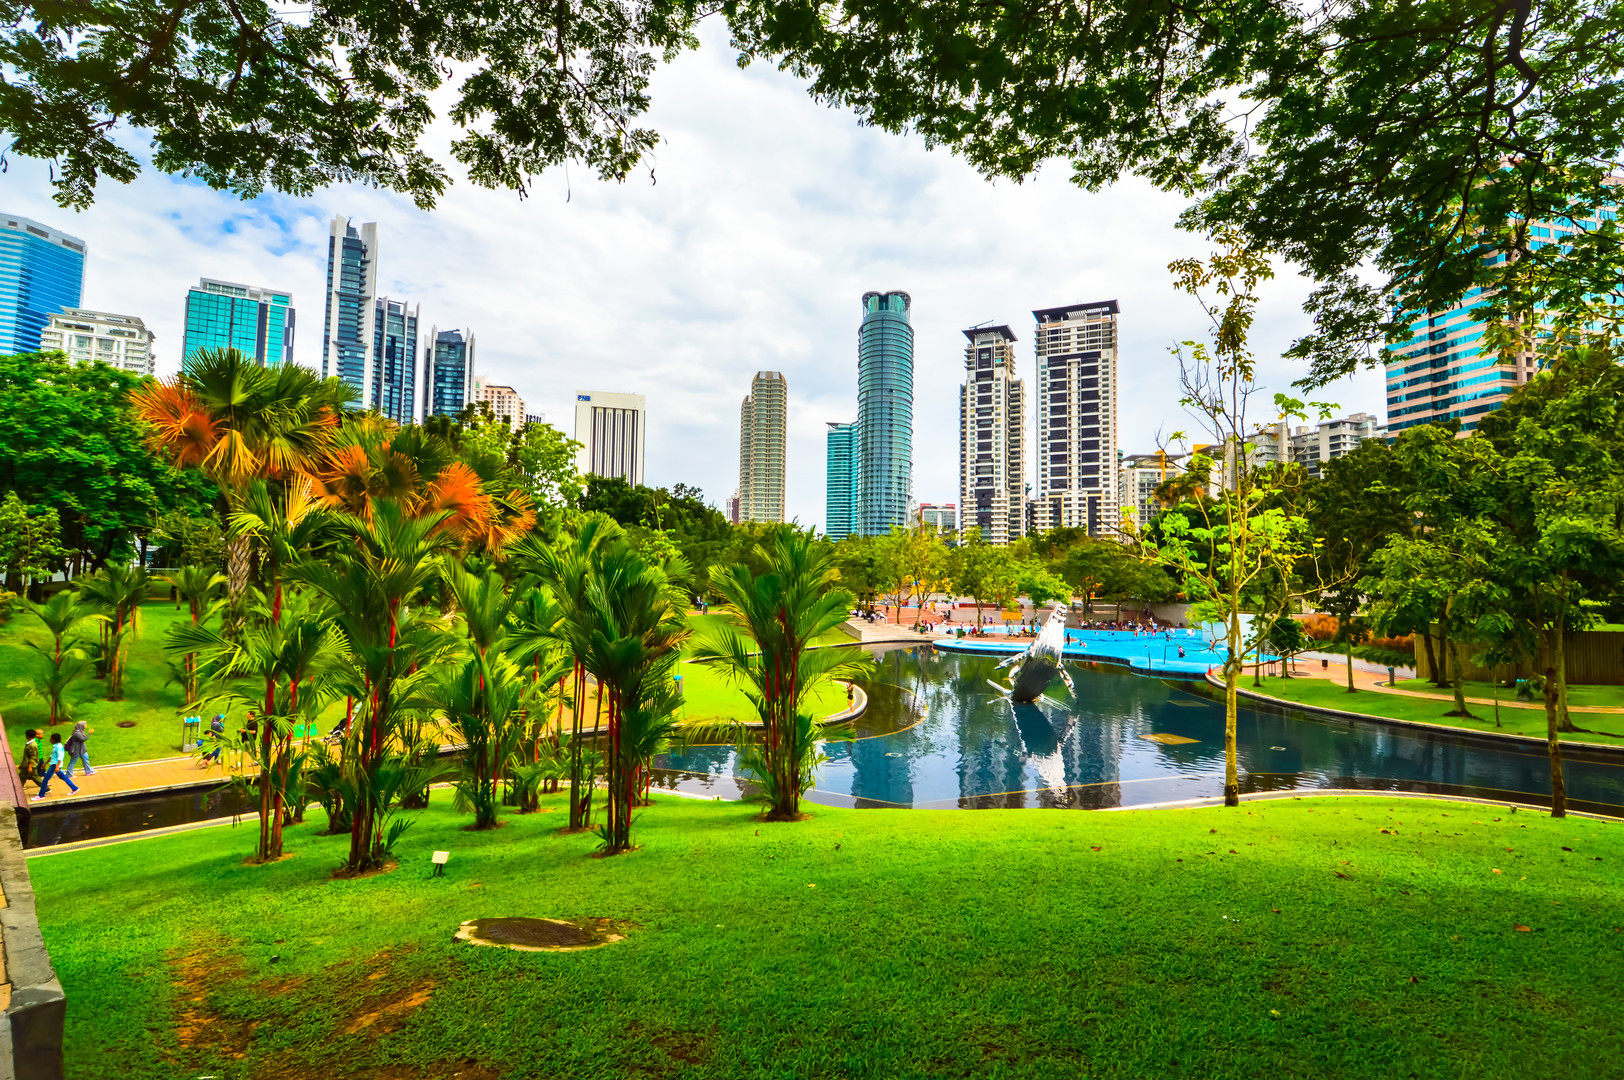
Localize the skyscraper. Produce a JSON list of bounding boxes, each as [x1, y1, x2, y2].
[[473, 376, 527, 428], [322, 216, 378, 405], [1033, 300, 1121, 537], [958, 325, 1026, 544], [423, 328, 475, 420], [738, 371, 788, 523], [371, 297, 418, 425], [825, 421, 858, 540], [40, 309, 155, 375], [0, 214, 86, 355], [574, 391, 646, 484], [182, 278, 295, 369], [857, 290, 914, 535]]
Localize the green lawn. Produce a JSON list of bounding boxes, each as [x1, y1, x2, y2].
[[0, 600, 261, 765], [683, 611, 855, 655], [1395, 677, 1624, 710], [1246, 675, 1624, 747], [675, 659, 850, 726], [30, 794, 1624, 1079]]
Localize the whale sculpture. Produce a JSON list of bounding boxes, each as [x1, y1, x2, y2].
[[992, 606, 1075, 703]]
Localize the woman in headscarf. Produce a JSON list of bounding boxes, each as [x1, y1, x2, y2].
[[63, 720, 95, 780]]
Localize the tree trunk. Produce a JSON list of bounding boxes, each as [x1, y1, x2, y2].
[[1224, 610, 1240, 808], [1554, 624, 1576, 733], [1544, 626, 1567, 818], [1420, 630, 1439, 686], [1445, 635, 1473, 718], [1345, 639, 1356, 693], [1432, 617, 1450, 688]]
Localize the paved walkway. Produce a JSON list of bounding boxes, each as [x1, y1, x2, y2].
[[24, 752, 248, 807]]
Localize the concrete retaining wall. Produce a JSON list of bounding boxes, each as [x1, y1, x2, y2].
[[0, 807, 63, 1080]]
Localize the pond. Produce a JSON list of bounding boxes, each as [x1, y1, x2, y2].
[[656, 645, 1624, 815]]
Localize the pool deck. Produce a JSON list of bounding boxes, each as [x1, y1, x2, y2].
[[931, 635, 1223, 679]]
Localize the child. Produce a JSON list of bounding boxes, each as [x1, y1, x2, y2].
[[63, 721, 95, 779], [33, 732, 80, 800]]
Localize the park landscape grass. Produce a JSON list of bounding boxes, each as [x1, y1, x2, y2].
[[1246, 674, 1624, 748], [29, 793, 1624, 1080]]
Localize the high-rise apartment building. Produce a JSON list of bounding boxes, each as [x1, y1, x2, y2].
[[825, 421, 859, 541], [423, 328, 475, 419], [857, 291, 914, 535], [322, 216, 378, 405], [1033, 301, 1120, 536], [39, 309, 155, 376], [1118, 452, 1185, 528], [1289, 412, 1386, 475], [738, 371, 788, 524], [472, 376, 527, 428], [726, 491, 742, 525], [574, 390, 646, 484], [958, 325, 1026, 544], [1386, 202, 1619, 433], [0, 215, 86, 355], [181, 278, 295, 368]]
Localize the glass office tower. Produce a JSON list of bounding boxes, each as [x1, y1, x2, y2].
[[825, 420, 858, 540], [423, 328, 475, 419], [181, 278, 295, 368], [322, 217, 378, 404], [0, 215, 86, 355], [856, 291, 914, 535]]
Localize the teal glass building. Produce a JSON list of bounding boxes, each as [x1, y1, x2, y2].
[[323, 217, 377, 403], [857, 291, 914, 535], [0, 215, 86, 355], [825, 421, 858, 540], [181, 278, 295, 369]]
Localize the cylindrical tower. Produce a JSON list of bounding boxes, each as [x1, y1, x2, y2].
[[857, 291, 914, 535]]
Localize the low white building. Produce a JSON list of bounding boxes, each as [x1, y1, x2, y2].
[[1289, 412, 1386, 475], [1118, 452, 1186, 527], [471, 376, 527, 428], [39, 308, 155, 375]]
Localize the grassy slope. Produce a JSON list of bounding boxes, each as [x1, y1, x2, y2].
[[0, 601, 253, 765], [1247, 675, 1624, 748], [30, 795, 1623, 1080]]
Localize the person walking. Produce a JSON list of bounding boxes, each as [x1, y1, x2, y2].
[[200, 714, 227, 766], [18, 729, 43, 795], [63, 721, 95, 779], [33, 732, 79, 800]]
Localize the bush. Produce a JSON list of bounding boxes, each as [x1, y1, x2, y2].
[[1351, 644, 1415, 669]]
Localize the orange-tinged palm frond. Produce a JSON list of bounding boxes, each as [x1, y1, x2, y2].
[[372, 448, 424, 509], [310, 445, 375, 516], [130, 381, 219, 469], [423, 462, 495, 546], [480, 489, 537, 558]]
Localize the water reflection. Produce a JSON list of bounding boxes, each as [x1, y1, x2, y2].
[[657, 647, 1624, 815]]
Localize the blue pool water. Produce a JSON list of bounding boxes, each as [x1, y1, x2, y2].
[[657, 646, 1624, 814]]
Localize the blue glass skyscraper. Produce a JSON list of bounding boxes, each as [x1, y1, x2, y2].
[[423, 327, 475, 419], [322, 217, 377, 405], [372, 298, 418, 425], [0, 215, 86, 355], [181, 278, 295, 368], [857, 291, 914, 535], [825, 420, 858, 540]]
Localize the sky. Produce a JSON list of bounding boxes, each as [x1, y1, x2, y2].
[[4, 21, 1384, 531]]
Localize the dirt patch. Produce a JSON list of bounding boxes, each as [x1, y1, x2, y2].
[[330, 858, 399, 880], [455, 916, 634, 952], [344, 980, 437, 1034], [115, 720, 137, 728], [168, 945, 255, 1059]]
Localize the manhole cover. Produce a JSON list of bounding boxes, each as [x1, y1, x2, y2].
[[455, 917, 627, 952]]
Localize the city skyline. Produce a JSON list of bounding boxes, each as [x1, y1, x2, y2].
[[0, 26, 1384, 528]]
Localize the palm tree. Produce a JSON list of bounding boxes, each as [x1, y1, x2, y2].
[[167, 590, 345, 861], [9, 591, 100, 725], [159, 566, 225, 701], [77, 564, 152, 700], [429, 649, 529, 829], [513, 513, 623, 829], [290, 499, 457, 872], [131, 348, 353, 613], [505, 584, 573, 804], [231, 477, 330, 620], [581, 540, 690, 853], [694, 531, 872, 820]]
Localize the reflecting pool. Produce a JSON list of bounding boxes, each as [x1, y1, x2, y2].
[[657, 646, 1624, 814]]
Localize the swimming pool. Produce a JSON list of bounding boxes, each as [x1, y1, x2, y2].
[[656, 646, 1624, 815]]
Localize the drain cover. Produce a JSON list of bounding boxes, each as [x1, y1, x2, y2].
[[455, 917, 627, 952], [1140, 733, 1200, 745]]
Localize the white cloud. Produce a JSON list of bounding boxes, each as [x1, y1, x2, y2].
[[3, 20, 1383, 529]]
